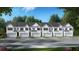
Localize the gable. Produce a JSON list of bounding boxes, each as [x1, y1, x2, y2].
[[32, 23, 40, 27], [25, 25, 29, 27], [43, 24, 49, 27], [7, 24, 13, 27], [65, 23, 73, 28], [59, 25, 63, 28]]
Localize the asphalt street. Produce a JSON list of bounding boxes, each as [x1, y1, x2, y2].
[[0, 37, 79, 49]]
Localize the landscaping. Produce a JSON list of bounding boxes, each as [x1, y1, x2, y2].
[[8, 47, 79, 51]]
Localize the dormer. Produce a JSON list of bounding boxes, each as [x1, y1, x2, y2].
[[7, 24, 13, 28], [64, 23, 73, 31], [42, 23, 52, 32], [65, 23, 73, 27], [31, 23, 41, 31], [6, 24, 14, 32], [32, 23, 40, 27]]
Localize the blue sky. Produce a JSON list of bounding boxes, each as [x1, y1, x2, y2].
[[2, 7, 64, 22]]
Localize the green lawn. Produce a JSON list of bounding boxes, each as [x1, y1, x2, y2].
[[8, 47, 79, 51]]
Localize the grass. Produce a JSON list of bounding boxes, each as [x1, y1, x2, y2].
[[8, 47, 79, 51]]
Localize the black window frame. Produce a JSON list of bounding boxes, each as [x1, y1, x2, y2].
[[8, 28, 13, 30], [69, 28, 72, 30], [54, 28, 57, 31], [20, 28, 24, 31], [37, 28, 40, 30], [44, 28, 48, 30], [25, 28, 28, 30], [65, 28, 68, 31], [59, 28, 62, 30]]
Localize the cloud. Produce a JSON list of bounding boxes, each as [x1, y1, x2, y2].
[[22, 7, 36, 13]]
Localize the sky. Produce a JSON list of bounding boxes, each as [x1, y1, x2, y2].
[[2, 7, 64, 22]]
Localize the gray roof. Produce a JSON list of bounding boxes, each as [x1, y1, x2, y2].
[[13, 22, 27, 27], [7, 22, 27, 27], [42, 22, 62, 27], [6, 22, 69, 27], [52, 23, 62, 27], [42, 22, 52, 27], [29, 22, 42, 27]]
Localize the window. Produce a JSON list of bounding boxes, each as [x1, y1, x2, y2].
[[44, 28, 48, 30], [59, 28, 62, 30], [54, 28, 57, 31], [32, 28, 35, 30], [14, 28, 17, 31], [31, 28, 36, 32], [25, 28, 28, 30], [8, 28, 13, 30], [49, 28, 52, 32], [37, 28, 40, 30], [17, 28, 19, 30], [20, 28, 23, 31], [14, 28, 19, 31], [65, 28, 68, 31], [70, 28, 72, 30]]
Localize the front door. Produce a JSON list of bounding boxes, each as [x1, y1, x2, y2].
[[17, 32, 19, 37]]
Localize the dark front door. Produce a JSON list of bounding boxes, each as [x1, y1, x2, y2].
[[17, 32, 19, 37]]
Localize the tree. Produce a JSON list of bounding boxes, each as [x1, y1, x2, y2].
[[12, 16, 42, 24], [60, 7, 79, 17], [0, 7, 12, 16], [60, 7, 79, 27], [60, 7, 79, 35], [0, 7, 12, 37], [61, 11, 76, 26], [12, 16, 27, 23], [0, 18, 5, 28], [25, 16, 42, 24], [0, 18, 6, 37], [49, 14, 60, 24], [76, 18, 79, 27]]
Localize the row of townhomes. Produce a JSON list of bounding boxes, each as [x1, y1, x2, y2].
[[6, 22, 73, 37]]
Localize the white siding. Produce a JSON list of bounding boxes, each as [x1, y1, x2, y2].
[[19, 27, 29, 37], [63, 23, 73, 36], [6, 24, 17, 37], [19, 32, 29, 37], [7, 32, 17, 37], [31, 23, 41, 37], [6, 23, 74, 38], [42, 24, 52, 37], [63, 27, 73, 36], [53, 27, 63, 37], [31, 32, 41, 37], [31, 27, 41, 37]]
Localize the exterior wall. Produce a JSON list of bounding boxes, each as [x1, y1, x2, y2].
[[6, 23, 74, 38], [42, 28, 52, 37], [6, 24, 30, 37], [53, 31, 63, 37], [6, 24, 14, 33], [42, 24, 52, 37], [30, 27, 41, 37], [30, 23, 41, 37], [19, 32, 29, 37], [31, 31, 41, 37], [42, 32, 52, 37], [63, 27, 73, 36], [64, 31, 73, 36], [53, 27, 63, 37], [63, 23, 73, 36], [6, 24, 17, 37], [19, 27, 29, 37], [6, 32, 17, 37]]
